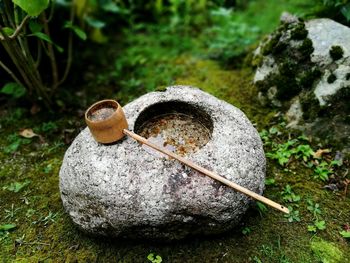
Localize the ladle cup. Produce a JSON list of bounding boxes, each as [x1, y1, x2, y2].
[[85, 100, 290, 214]]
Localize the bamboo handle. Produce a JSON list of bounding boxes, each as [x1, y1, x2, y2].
[[123, 129, 289, 214]]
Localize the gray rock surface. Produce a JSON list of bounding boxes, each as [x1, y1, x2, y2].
[[59, 86, 266, 240], [252, 16, 350, 151]]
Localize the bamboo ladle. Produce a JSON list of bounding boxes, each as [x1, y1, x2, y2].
[[85, 100, 290, 214]]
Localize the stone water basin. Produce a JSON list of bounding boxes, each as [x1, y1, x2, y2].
[[59, 86, 266, 240]]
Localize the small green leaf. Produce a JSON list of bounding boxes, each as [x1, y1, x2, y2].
[[12, 0, 50, 17], [84, 16, 106, 29], [0, 224, 16, 231], [340, 230, 350, 238], [29, 20, 43, 33], [308, 225, 316, 233], [315, 220, 326, 230], [341, 3, 350, 22], [1, 82, 26, 98], [0, 27, 15, 37], [29, 32, 64, 52], [3, 180, 31, 193], [265, 178, 276, 186], [64, 22, 87, 40]]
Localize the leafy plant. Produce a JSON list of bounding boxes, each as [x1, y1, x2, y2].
[[307, 200, 321, 217], [0, 0, 85, 108], [340, 230, 350, 238], [306, 200, 326, 233], [256, 201, 268, 216], [313, 160, 340, 181], [281, 185, 301, 203], [308, 220, 326, 233], [265, 178, 276, 186], [266, 140, 297, 166], [3, 180, 31, 193], [242, 226, 251, 235], [4, 204, 21, 220], [147, 253, 162, 263], [0, 224, 16, 232], [3, 133, 31, 154], [323, 0, 350, 22], [284, 206, 300, 222], [205, 7, 260, 63]]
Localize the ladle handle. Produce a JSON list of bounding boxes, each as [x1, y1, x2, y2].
[[123, 129, 289, 214]]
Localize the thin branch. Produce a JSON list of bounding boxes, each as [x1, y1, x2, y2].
[[0, 15, 30, 41], [0, 59, 24, 87], [41, 11, 59, 90], [10, 15, 30, 39], [57, 3, 75, 87], [35, 39, 42, 68]]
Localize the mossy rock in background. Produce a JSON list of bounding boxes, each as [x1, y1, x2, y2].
[[252, 15, 350, 152]]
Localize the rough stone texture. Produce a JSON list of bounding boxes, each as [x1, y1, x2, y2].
[[59, 86, 266, 240], [252, 16, 350, 152], [306, 19, 350, 106]]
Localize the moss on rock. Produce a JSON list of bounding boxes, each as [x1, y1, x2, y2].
[[291, 22, 308, 40], [327, 73, 337, 84], [329, 45, 344, 61]]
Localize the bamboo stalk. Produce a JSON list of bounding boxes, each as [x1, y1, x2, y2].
[[123, 129, 290, 214]]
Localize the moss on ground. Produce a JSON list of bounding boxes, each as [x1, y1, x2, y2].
[[1, 54, 349, 262]]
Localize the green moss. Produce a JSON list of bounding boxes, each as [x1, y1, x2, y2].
[[251, 54, 263, 68], [329, 45, 343, 61], [300, 91, 321, 120], [298, 67, 322, 89], [261, 32, 281, 55], [346, 73, 350, 81], [327, 73, 336, 84], [298, 38, 314, 60], [291, 22, 308, 40], [155, 86, 168, 92], [311, 238, 343, 263]]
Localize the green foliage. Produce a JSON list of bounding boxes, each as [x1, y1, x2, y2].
[[64, 22, 87, 41], [284, 206, 300, 222], [308, 220, 326, 233], [281, 185, 301, 203], [3, 180, 31, 193], [307, 200, 326, 233], [12, 0, 49, 16], [0, 224, 16, 232], [205, 7, 260, 62], [3, 133, 31, 154], [265, 178, 276, 186], [0, 82, 26, 98], [40, 121, 58, 132], [266, 139, 297, 166], [242, 226, 251, 235], [29, 32, 64, 53], [147, 253, 162, 263], [307, 200, 321, 217], [340, 230, 350, 238], [323, 0, 350, 22], [256, 201, 268, 216], [313, 161, 337, 181]]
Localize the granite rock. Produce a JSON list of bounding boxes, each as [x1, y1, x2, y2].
[[59, 86, 266, 240]]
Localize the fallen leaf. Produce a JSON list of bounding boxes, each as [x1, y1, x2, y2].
[[19, 128, 38, 138], [313, 148, 331, 159]]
